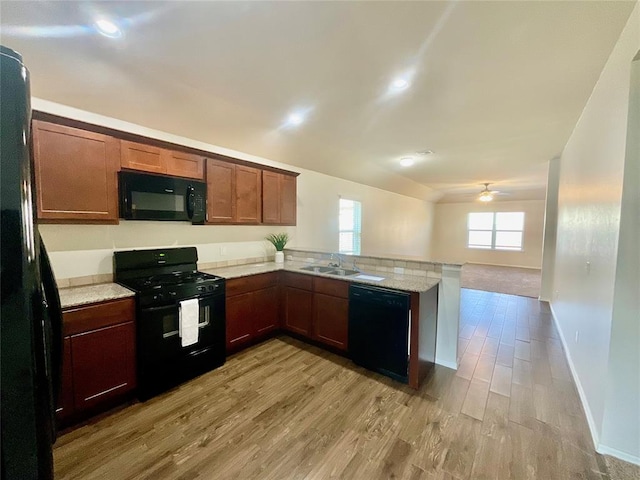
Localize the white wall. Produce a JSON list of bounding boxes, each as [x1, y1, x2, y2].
[[540, 157, 561, 301], [431, 199, 545, 268], [34, 100, 435, 280], [550, 3, 639, 463]]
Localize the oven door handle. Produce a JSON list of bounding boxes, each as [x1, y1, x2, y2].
[[163, 317, 210, 339], [141, 292, 222, 313]]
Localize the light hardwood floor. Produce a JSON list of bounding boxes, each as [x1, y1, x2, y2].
[[54, 289, 610, 479]]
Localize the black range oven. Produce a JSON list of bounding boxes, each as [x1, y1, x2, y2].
[[114, 247, 225, 400]]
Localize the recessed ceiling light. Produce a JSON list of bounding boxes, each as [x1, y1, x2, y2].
[[95, 19, 121, 38], [400, 157, 415, 167], [389, 77, 410, 92], [287, 112, 305, 126]]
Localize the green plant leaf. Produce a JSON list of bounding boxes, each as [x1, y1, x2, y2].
[[265, 232, 289, 251]]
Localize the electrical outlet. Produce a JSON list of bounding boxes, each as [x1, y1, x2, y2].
[[575, 331, 579, 343], [220, 246, 227, 256], [586, 261, 591, 274]]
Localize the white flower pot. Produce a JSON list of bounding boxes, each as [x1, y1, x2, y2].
[[275, 251, 284, 264]]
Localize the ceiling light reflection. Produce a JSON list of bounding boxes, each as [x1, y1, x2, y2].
[[95, 19, 121, 38]]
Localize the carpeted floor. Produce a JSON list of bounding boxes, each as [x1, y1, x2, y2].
[[605, 455, 640, 480], [461, 263, 542, 298]]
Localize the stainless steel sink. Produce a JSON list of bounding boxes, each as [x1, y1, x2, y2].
[[328, 268, 360, 277], [299, 265, 335, 273]]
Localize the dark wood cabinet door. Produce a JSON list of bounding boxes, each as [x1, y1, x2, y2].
[[283, 287, 313, 337], [226, 292, 254, 351], [253, 286, 280, 336], [280, 174, 297, 225], [120, 140, 166, 174], [262, 170, 280, 224], [206, 158, 235, 223], [235, 165, 262, 224], [167, 151, 204, 179], [70, 322, 136, 411], [32, 121, 119, 223], [56, 337, 75, 421], [313, 293, 349, 351]]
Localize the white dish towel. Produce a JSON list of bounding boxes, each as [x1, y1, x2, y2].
[[179, 298, 200, 347]]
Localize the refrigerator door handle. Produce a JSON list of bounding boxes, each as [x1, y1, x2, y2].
[[39, 236, 63, 436]]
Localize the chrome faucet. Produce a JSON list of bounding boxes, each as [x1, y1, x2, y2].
[[328, 253, 342, 268]]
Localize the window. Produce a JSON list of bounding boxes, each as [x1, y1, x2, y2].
[[339, 198, 361, 255], [467, 212, 524, 251]]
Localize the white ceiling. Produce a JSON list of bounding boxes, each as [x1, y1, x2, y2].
[[1, 1, 635, 203]]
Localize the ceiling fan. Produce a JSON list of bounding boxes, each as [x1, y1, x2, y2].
[[477, 183, 507, 202]]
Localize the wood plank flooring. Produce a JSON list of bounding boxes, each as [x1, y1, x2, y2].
[[54, 289, 611, 479]]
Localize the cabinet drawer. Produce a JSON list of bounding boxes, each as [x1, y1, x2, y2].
[[63, 298, 135, 336], [226, 272, 278, 297], [281, 272, 313, 291], [313, 277, 349, 299]]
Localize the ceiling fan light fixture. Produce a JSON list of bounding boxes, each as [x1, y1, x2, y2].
[[399, 156, 415, 167], [479, 191, 494, 202]]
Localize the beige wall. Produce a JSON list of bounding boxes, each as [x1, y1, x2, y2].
[[431, 200, 545, 268], [35, 100, 435, 280], [550, 4, 639, 463], [295, 172, 434, 259]]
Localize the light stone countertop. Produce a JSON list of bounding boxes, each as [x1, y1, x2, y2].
[[203, 261, 440, 293], [58, 259, 440, 310], [59, 283, 135, 309]]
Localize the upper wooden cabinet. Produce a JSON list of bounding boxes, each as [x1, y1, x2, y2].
[[167, 150, 205, 179], [120, 140, 165, 174], [32, 120, 120, 223], [205, 159, 261, 224], [262, 171, 297, 225], [120, 140, 204, 180], [235, 165, 262, 223]]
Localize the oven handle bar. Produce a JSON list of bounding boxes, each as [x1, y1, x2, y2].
[[162, 317, 210, 339], [140, 291, 223, 313]]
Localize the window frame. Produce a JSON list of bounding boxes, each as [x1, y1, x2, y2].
[[467, 211, 525, 251], [338, 198, 362, 255]]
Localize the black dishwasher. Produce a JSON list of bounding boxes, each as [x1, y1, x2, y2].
[[349, 284, 411, 383]]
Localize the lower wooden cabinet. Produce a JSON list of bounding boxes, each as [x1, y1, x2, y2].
[[226, 292, 254, 349], [58, 298, 136, 424], [56, 337, 75, 422], [70, 322, 136, 411], [313, 293, 349, 351], [283, 286, 313, 336], [282, 273, 349, 351], [225, 273, 280, 352], [253, 286, 279, 335]]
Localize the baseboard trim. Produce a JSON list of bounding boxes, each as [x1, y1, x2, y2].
[[597, 444, 640, 466], [549, 303, 602, 450]]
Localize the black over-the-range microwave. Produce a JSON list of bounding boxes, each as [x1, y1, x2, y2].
[[118, 171, 206, 223]]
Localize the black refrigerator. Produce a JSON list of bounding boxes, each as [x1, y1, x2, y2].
[[1, 45, 63, 479]]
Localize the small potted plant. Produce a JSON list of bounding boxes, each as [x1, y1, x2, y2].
[[266, 233, 289, 264]]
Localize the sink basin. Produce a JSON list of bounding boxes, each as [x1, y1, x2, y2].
[[328, 268, 360, 277], [299, 265, 335, 273]]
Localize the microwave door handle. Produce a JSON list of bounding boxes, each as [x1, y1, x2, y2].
[[186, 185, 195, 220]]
